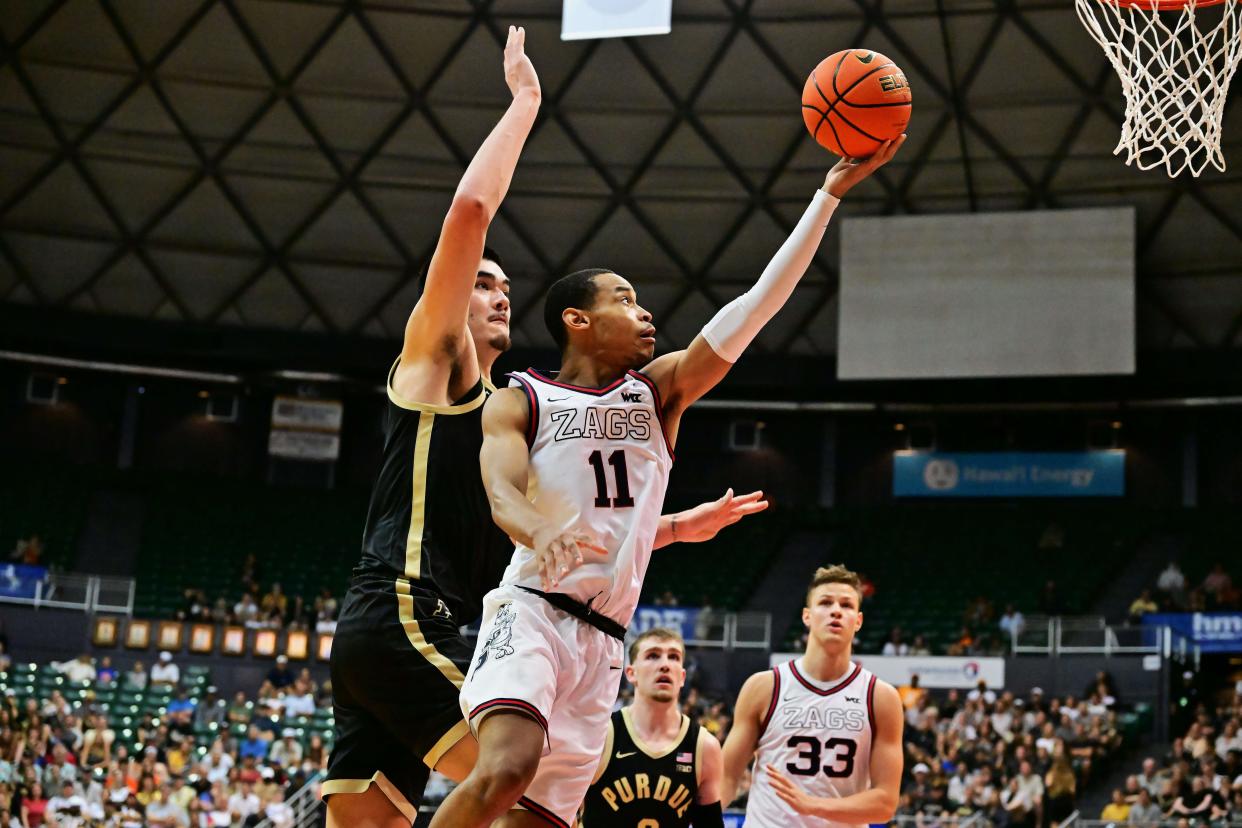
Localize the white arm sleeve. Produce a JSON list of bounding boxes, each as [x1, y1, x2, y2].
[[700, 189, 839, 362]]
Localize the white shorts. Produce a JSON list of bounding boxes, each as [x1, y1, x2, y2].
[[460, 584, 625, 827]]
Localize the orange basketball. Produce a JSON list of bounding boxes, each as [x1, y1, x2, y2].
[[801, 49, 912, 158]]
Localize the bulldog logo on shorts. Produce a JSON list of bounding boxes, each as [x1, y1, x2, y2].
[[473, 601, 517, 672]]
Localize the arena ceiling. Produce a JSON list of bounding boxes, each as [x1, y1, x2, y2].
[[1, 0, 1241, 363]]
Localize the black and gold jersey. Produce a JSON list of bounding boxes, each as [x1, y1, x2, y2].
[[580, 708, 702, 828], [351, 360, 513, 624]]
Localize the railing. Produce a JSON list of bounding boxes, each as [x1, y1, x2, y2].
[[1061, 809, 1082, 828], [0, 571, 135, 614], [1013, 616, 1184, 657], [254, 772, 323, 828]]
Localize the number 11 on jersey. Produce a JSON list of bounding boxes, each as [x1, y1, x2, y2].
[[588, 450, 634, 508]]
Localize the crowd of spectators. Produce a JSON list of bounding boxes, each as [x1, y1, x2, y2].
[[171, 556, 341, 635], [892, 675, 1130, 827], [0, 650, 330, 827], [1129, 561, 1240, 624], [1098, 682, 1242, 827]]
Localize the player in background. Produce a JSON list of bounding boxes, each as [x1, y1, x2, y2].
[[429, 137, 905, 828], [323, 28, 767, 828], [720, 564, 904, 827], [579, 627, 724, 828]]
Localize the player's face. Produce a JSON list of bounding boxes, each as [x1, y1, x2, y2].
[[626, 639, 686, 704], [802, 583, 863, 648], [583, 273, 656, 366], [466, 260, 511, 354]]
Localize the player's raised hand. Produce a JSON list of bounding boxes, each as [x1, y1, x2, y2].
[[504, 25, 540, 99], [823, 133, 906, 198], [672, 489, 768, 544], [532, 525, 607, 590], [765, 764, 820, 816]]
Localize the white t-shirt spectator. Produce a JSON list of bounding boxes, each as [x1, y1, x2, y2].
[[203, 751, 233, 784], [1216, 732, 1242, 759], [145, 798, 189, 827], [968, 687, 997, 705], [882, 641, 910, 656], [1157, 563, 1186, 592], [281, 692, 315, 718], [264, 801, 294, 828], [948, 773, 971, 806], [268, 738, 304, 767], [999, 611, 1025, 640], [228, 790, 262, 820], [1016, 773, 1045, 803], [150, 661, 180, 687], [46, 793, 92, 827], [54, 658, 97, 684]]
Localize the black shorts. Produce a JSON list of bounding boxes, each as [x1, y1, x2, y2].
[[323, 576, 473, 820]]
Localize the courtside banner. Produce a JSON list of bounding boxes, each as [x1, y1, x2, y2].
[[631, 605, 700, 642], [893, 451, 1125, 497], [1143, 613, 1242, 653], [769, 653, 1005, 689]]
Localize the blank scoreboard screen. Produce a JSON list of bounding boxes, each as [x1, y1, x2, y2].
[[837, 207, 1135, 379]]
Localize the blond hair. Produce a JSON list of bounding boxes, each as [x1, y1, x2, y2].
[[628, 627, 685, 663], [806, 564, 863, 606]]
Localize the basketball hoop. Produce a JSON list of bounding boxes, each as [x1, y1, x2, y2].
[[1075, 0, 1242, 176]]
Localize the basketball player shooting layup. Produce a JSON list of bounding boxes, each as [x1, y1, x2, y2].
[[323, 28, 768, 828], [428, 134, 905, 827], [720, 565, 904, 827], [579, 627, 725, 828]]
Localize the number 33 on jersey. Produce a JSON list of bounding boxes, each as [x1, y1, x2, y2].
[[501, 369, 674, 624]]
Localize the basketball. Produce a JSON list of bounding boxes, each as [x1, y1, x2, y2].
[[802, 49, 913, 158]]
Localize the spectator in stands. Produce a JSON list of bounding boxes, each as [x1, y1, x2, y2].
[[267, 729, 303, 769], [1168, 775, 1214, 820], [238, 725, 269, 762], [1218, 719, 1242, 759], [654, 590, 678, 607], [192, 687, 226, 733], [1128, 788, 1161, 826], [909, 634, 931, 656], [1045, 746, 1077, 827], [234, 593, 260, 627], [1015, 760, 1044, 821], [260, 583, 288, 621], [999, 604, 1025, 650], [146, 780, 188, 827], [946, 627, 974, 656], [227, 691, 251, 727], [94, 656, 117, 685], [1101, 788, 1131, 822], [264, 655, 293, 691], [210, 595, 230, 624], [9, 535, 43, 565], [968, 680, 997, 706], [165, 690, 195, 735], [1128, 589, 1159, 623], [1135, 756, 1162, 795], [899, 674, 928, 710], [0, 644, 10, 675], [226, 779, 261, 825], [263, 788, 293, 828], [1157, 560, 1187, 608], [314, 588, 338, 632], [1202, 562, 1233, 606], [81, 714, 114, 770], [150, 652, 179, 689], [52, 654, 95, 684], [46, 780, 91, 826], [279, 679, 315, 719], [883, 627, 909, 656], [304, 733, 328, 773], [123, 660, 148, 691]]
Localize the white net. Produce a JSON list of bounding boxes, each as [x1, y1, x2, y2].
[[1074, 0, 1242, 176]]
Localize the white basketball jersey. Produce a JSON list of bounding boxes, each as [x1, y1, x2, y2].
[[500, 368, 674, 625], [746, 659, 877, 828]]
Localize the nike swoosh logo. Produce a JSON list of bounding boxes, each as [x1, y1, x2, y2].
[[548, 396, 570, 402], [610, 665, 622, 670], [616, 751, 637, 759], [857, 52, 876, 64]]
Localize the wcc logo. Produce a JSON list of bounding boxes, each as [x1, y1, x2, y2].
[[923, 459, 959, 491], [622, 391, 643, 403]]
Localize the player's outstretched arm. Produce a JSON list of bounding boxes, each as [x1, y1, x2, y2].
[[652, 489, 768, 550], [401, 26, 540, 366], [766, 680, 904, 823], [719, 670, 775, 806], [692, 728, 727, 828], [642, 136, 906, 418], [480, 389, 606, 590]]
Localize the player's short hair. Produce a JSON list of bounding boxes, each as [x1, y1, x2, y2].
[[628, 627, 685, 663], [415, 246, 505, 294], [544, 268, 612, 350], [805, 564, 863, 606], [480, 246, 504, 271]]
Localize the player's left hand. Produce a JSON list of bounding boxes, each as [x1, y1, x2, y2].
[[823, 133, 906, 199], [674, 489, 768, 543], [504, 25, 540, 99], [766, 764, 820, 816]]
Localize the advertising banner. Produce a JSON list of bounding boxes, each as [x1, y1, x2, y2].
[[1143, 613, 1242, 653], [893, 451, 1125, 497]]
